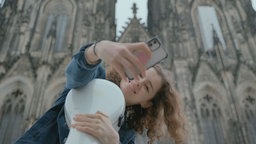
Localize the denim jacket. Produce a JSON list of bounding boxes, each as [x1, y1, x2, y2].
[[15, 44, 135, 144]]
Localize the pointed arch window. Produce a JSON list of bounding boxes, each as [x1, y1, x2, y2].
[[197, 6, 226, 51], [0, 89, 26, 144], [242, 95, 256, 143], [41, 4, 68, 52], [199, 94, 225, 144], [251, 0, 256, 12], [0, 0, 5, 8]]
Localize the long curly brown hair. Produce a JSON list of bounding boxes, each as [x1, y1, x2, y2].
[[106, 64, 187, 144]]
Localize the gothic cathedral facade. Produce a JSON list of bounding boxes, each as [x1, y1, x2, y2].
[[0, 0, 255, 144]]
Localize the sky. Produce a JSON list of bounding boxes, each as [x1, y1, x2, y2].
[[115, 0, 148, 37]]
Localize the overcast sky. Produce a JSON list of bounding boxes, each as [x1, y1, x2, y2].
[[115, 0, 148, 37]]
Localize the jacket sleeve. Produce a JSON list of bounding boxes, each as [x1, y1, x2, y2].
[[65, 43, 105, 89]]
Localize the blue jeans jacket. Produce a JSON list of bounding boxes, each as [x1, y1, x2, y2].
[[15, 44, 135, 144]]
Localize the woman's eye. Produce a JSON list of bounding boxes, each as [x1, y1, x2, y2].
[[145, 85, 149, 92]]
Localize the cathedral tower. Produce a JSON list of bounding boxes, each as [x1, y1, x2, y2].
[[0, 0, 115, 143], [148, 0, 256, 143]]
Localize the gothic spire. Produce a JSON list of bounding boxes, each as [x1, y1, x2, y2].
[[132, 3, 138, 17]]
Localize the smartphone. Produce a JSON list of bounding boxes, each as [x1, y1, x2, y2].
[[126, 37, 168, 79]]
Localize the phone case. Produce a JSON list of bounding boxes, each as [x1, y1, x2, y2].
[[145, 37, 168, 69], [126, 37, 168, 79]]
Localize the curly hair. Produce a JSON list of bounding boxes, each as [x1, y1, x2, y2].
[[106, 65, 187, 144]]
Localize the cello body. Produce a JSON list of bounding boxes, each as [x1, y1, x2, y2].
[[64, 79, 125, 144]]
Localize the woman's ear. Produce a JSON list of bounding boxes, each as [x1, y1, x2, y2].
[[140, 101, 152, 108]]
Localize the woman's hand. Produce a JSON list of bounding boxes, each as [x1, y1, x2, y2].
[[71, 111, 119, 144], [86, 41, 151, 80]]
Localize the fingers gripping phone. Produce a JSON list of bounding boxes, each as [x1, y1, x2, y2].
[[126, 37, 168, 79]]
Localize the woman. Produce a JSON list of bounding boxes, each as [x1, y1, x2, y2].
[[16, 40, 186, 144]]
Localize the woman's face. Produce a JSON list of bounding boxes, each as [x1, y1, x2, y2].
[[120, 67, 163, 107]]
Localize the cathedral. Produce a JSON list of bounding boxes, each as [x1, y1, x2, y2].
[[0, 0, 256, 143]]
